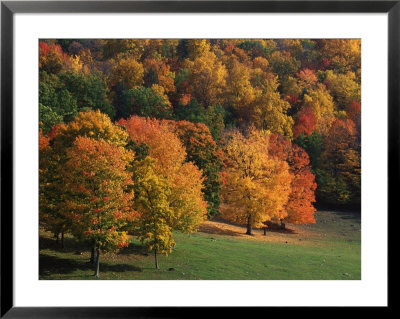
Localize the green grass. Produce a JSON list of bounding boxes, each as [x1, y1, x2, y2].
[[39, 210, 361, 280]]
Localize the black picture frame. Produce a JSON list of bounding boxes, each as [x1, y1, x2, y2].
[[1, 1, 394, 317]]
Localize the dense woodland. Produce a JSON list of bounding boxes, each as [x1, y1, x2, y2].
[[39, 39, 361, 275]]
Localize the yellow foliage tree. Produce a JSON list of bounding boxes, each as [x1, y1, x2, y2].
[[133, 157, 175, 269], [184, 51, 227, 106], [187, 39, 211, 60], [251, 78, 294, 139], [302, 84, 337, 135], [324, 70, 361, 109], [120, 116, 207, 265], [220, 128, 292, 235], [320, 39, 361, 72], [103, 39, 146, 60], [225, 58, 256, 122], [107, 55, 144, 90]]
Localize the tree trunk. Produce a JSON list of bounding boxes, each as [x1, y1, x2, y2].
[[263, 227, 267, 236], [280, 221, 286, 230], [154, 249, 159, 270], [55, 232, 59, 246], [61, 231, 64, 249], [246, 217, 252, 235], [94, 248, 100, 277]]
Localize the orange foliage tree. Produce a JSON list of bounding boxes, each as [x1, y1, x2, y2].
[[40, 110, 130, 250], [268, 134, 317, 228], [143, 58, 176, 93], [62, 136, 136, 277]]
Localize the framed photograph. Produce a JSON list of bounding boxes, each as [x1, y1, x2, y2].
[[1, 0, 394, 316]]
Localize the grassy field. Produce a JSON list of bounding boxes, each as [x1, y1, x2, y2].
[[39, 210, 361, 280]]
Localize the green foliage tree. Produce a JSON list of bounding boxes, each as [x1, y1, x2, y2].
[[58, 72, 115, 119], [39, 104, 63, 134], [173, 99, 225, 141], [166, 120, 224, 218], [118, 86, 172, 119], [39, 71, 78, 123]]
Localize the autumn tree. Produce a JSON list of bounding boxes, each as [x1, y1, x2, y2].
[[220, 128, 292, 235], [62, 136, 136, 277], [293, 106, 316, 138], [120, 116, 207, 263], [296, 68, 318, 89], [39, 42, 69, 74], [102, 39, 145, 60], [132, 157, 175, 269], [40, 110, 130, 251], [319, 39, 361, 73], [38, 38, 362, 212], [166, 120, 224, 217], [318, 118, 361, 204], [224, 58, 256, 123], [268, 50, 301, 80], [346, 100, 361, 142], [107, 55, 144, 90], [324, 70, 361, 109], [143, 58, 176, 93], [52, 110, 129, 150], [268, 134, 317, 228], [184, 51, 227, 106], [251, 78, 294, 138], [301, 84, 337, 136], [187, 39, 211, 60], [39, 129, 69, 247]]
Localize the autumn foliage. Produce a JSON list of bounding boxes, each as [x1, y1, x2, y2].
[[220, 128, 293, 235], [268, 134, 317, 225], [39, 38, 361, 273], [118, 116, 207, 265]]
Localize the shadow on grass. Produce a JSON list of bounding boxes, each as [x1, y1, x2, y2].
[[262, 227, 297, 235], [39, 235, 91, 254], [331, 211, 361, 224], [117, 241, 148, 256], [39, 253, 142, 278]]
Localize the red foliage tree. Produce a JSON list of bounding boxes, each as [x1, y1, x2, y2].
[[39, 41, 69, 74], [268, 134, 317, 227], [347, 100, 361, 138], [293, 106, 316, 138]]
